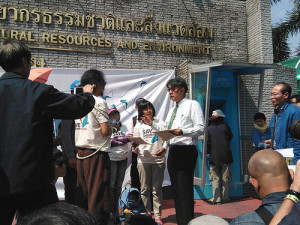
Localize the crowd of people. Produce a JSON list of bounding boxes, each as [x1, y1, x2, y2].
[[2, 39, 300, 225]]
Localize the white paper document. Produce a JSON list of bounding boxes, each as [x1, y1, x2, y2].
[[275, 148, 294, 158], [127, 136, 149, 145], [153, 129, 177, 141], [288, 165, 296, 173]]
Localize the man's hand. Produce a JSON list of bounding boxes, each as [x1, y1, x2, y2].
[[290, 160, 300, 192], [263, 139, 271, 144], [141, 115, 153, 126], [83, 84, 96, 94], [68, 157, 77, 169], [263, 139, 271, 148], [170, 129, 183, 136], [156, 147, 166, 156]]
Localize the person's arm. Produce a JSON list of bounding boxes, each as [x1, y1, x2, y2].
[[252, 129, 267, 149], [93, 99, 112, 137], [60, 120, 78, 168], [100, 122, 111, 137], [142, 116, 168, 131], [44, 85, 95, 120], [272, 200, 300, 225], [60, 120, 76, 157], [290, 110, 300, 163], [270, 160, 300, 225], [180, 101, 205, 137], [142, 108, 170, 131]]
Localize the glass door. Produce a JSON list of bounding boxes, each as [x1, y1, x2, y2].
[[189, 67, 212, 191]]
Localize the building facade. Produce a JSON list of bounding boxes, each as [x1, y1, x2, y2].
[[0, 0, 297, 197]]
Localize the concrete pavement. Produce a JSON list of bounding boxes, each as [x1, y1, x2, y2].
[[108, 197, 261, 224]]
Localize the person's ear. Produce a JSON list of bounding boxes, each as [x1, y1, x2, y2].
[[21, 57, 30, 67], [179, 87, 185, 94], [249, 177, 258, 190], [283, 92, 289, 99]]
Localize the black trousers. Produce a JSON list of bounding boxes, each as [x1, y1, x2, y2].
[[63, 158, 77, 205], [167, 145, 198, 225], [0, 185, 58, 225], [130, 152, 141, 190]]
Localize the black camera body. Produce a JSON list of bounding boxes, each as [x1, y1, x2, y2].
[[289, 119, 300, 140], [74, 87, 83, 94]]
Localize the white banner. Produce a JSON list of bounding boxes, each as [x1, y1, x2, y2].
[[1, 68, 175, 199], [45, 68, 175, 127]]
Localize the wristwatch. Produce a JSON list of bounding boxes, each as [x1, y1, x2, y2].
[[286, 189, 300, 199]]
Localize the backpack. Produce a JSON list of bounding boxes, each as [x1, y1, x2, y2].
[[114, 187, 146, 224]]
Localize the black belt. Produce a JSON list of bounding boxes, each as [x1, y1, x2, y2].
[[78, 147, 97, 151]]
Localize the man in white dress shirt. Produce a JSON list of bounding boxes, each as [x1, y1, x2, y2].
[[142, 77, 205, 225]]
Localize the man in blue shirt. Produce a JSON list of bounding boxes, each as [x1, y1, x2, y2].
[[269, 82, 300, 164], [230, 150, 291, 225]]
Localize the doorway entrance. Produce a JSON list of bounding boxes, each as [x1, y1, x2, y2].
[[188, 62, 278, 199]]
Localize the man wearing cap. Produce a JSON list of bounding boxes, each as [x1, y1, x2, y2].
[[142, 77, 205, 225], [59, 80, 81, 205], [207, 109, 233, 204]]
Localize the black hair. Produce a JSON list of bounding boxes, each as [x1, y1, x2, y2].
[[80, 69, 106, 88], [135, 98, 146, 106], [0, 39, 31, 72], [137, 100, 156, 121], [254, 112, 266, 121], [291, 94, 300, 103], [276, 82, 292, 98], [166, 77, 188, 94], [18, 202, 96, 225]]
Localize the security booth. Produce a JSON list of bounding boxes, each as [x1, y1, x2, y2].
[[188, 62, 279, 199]]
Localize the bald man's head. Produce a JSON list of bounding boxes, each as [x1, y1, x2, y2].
[[248, 150, 289, 198], [249, 150, 288, 179]]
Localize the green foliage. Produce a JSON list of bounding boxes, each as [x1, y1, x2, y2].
[[272, 26, 290, 62], [272, 0, 300, 62]]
